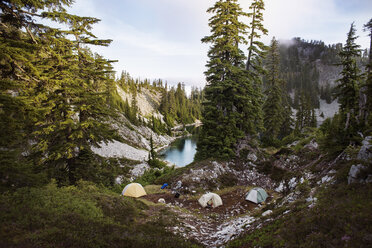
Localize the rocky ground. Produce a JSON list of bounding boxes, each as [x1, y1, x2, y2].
[[142, 187, 273, 247], [138, 135, 372, 247]]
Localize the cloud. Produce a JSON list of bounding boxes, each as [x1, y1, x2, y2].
[[65, 0, 371, 88], [252, 0, 371, 47]]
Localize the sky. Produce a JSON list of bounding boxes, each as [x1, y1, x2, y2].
[[66, 0, 371, 89]]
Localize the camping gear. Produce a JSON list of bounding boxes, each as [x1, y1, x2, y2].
[[198, 192, 223, 208], [121, 183, 147, 198], [245, 187, 268, 204], [161, 183, 168, 189]]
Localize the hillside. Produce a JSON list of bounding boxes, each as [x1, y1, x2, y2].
[[142, 132, 372, 247], [274, 38, 367, 126], [1, 1, 371, 248]]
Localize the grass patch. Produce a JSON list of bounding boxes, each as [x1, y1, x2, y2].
[[0, 180, 201, 248], [144, 184, 164, 194]]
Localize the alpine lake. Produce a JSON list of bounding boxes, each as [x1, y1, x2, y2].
[[159, 126, 199, 167]]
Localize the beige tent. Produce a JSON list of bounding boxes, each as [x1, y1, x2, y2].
[[198, 192, 223, 208], [121, 183, 147, 198]]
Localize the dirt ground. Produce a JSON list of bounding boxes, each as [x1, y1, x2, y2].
[[142, 187, 270, 219], [142, 187, 275, 247]]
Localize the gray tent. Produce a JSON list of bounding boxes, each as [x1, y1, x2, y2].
[[245, 187, 268, 204]]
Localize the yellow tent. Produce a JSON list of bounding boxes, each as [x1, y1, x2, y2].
[[121, 183, 147, 198]]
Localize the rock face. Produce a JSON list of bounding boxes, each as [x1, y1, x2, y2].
[[92, 84, 176, 161], [130, 163, 150, 180], [357, 136, 372, 162], [92, 140, 149, 161], [116, 85, 162, 117]]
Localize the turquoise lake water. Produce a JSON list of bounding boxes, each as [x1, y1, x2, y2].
[[160, 137, 197, 167]]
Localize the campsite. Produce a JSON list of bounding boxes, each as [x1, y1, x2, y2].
[[141, 186, 271, 217], [1, 0, 372, 247], [120, 183, 278, 246]]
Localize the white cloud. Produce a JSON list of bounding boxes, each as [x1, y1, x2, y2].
[[65, 0, 371, 88], [255, 0, 370, 47]]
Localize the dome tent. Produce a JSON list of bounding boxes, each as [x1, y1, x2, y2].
[[198, 192, 223, 208], [121, 183, 147, 198], [245, 187, 268, 204]]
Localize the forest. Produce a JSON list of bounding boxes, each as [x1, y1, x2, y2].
[[1, 0, 372, 247]]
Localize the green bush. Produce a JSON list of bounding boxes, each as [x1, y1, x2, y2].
[[135, 166, 175, 186]]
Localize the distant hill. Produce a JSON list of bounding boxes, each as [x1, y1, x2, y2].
[[267, 38, 368, 124]]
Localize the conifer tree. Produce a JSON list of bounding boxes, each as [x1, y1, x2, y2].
[[246, 0, 268, 73], [263, 37, 284, 143], [0, 0, 119, 185], [335, 23, 361, 137], [279, 98, 294, 138], [34, 17, 118, 183], [311, 109, 317, 127], [245, 0, 267, 136], [363, 18, 372, 126], [0, 0, 52, 188], [295, 92, 312, 132], [196, 0, 261, 159]]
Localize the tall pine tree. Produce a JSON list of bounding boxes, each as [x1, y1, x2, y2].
[[0, 0, 119, 185], [246, 0, 268, 73], [335, 23, 361, 139], [363, 18, 372, 127], [196, 0, 262, 160], [263, 37, 284, 144]]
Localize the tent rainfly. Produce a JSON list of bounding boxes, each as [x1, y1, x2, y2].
[[245, 187, 268, 204], [121, 183, 147, 198], [198, 192, 223, 208]]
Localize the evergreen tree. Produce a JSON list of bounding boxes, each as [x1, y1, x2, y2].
[[0, 0, 119, 185], [363, 18, 372, 127], [295, 92, 312, 132], [263, 37, 284, 143], [148, 135, 157, 161], [0, 0, 71, 187], [196, 0, 262, 160], [311, 109, 317, 127], [246, 0, 268, 73], [245, 0, 267, 135], [335, 23, 362, 138], [279, 97, 294, 138]]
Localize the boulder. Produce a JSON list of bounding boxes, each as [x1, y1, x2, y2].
[[348, 164, 367, 184], [174, 180, 182, 190], [304, 139, 319, 151], [262, 210, 273, 217], [247, 153, 258, 162], [357, 136, 372, 162], [115, 175, 124, 184]]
